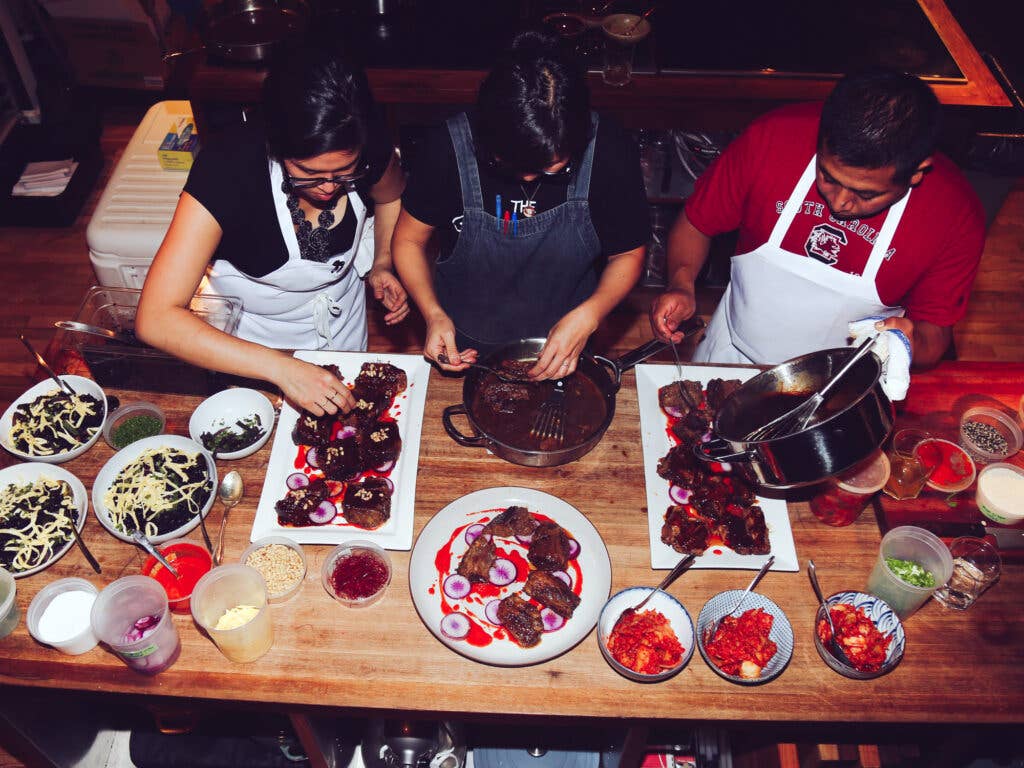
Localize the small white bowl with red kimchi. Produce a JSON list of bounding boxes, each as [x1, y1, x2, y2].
[[597, 587, 695, 683]]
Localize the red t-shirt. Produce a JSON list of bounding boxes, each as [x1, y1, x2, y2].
[[685, 103, 985, 326]]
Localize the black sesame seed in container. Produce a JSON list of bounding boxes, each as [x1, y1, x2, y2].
[[959, 406, 1022, 464]]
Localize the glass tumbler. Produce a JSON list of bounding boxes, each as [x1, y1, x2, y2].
[[882, 428, 934, 501], [933, 537, 1001, 610]]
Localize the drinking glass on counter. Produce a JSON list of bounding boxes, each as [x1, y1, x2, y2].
[[191, 564, 273, 663], [91, 576, 180, 674], [882, 428, 934, 501], [933, 537, 1001, 610], [866, 526, 953, 619], [601, 14, 650, 86], [809, 451, 890, 527]]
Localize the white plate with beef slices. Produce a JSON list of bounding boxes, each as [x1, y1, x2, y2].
[[409, 487, 612, 666], [250, 351, 430, 550], [635, 364, 798, 572]]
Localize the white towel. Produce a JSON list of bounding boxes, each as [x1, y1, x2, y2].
[[848, 316, 912, 401]]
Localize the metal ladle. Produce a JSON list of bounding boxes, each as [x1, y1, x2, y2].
[[213, 471, 244, 566]]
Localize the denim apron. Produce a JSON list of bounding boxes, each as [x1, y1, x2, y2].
[[435, 112, 601, 352]]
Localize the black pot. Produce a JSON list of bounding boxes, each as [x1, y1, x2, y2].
[[203, 0, 310, 63], [442, 319, 705, 467], [695, 347, 894, 489]]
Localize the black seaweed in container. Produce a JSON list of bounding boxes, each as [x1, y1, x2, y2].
[[200, 414, 266, 454], [10, 390, 103, 456]]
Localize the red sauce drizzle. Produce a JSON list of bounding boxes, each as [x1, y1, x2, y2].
[[330, 550, 388, 599]]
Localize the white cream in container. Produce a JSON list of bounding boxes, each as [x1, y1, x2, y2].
[[976, 463, 1024, 524]]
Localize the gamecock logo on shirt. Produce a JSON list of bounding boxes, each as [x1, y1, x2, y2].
[[805, 223, 848, 264]]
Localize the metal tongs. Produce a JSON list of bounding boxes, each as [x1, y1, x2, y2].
[[745, 336, 877, 441]]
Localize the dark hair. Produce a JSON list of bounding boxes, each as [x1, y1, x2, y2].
[[262, 34, 376, 162], [474, 29, 592, 174], [818, 69, 941, 184]]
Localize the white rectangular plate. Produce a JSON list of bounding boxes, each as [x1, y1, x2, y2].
[[251, 351, 430, 550], [635, 363, 798, 572]]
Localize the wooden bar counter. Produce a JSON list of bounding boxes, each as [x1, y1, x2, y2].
[[1, 361, 1022, 731]]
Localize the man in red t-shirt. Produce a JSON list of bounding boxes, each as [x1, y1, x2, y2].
[[650, 70, 984, 368]]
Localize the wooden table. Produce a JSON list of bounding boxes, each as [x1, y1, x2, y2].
[[2, 361, 1023, 762]]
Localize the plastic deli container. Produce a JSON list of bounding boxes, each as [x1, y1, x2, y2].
[[27, 577, 99, 654], [975, 463, 1024, 525], [142, 539, 213, 614], [809, 451, 890, 527], [321, 540, 392, 608], [914, 438, 977, 493], [0, 567, 19, 639], [866, 526, 953, 619], [241, 537, 307, 603], [191, 565, 273, 663], [91, 576, 181, 674], [958, 407, 1022, 464]]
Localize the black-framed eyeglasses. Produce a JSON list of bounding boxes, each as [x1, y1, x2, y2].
[[482, 155, 576, 181], [284, 159, 369, 191]]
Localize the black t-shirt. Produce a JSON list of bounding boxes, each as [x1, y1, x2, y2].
[[183, 122, 393, 278], [402, 113, 650, 259]]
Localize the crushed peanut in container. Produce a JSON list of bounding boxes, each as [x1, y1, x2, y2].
[[244, 544, 304, 596]]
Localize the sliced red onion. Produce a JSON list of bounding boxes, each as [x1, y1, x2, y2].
[[464, 523, 487, 545], [308, 499, 337, 524], [668, 484, 692, 505], [376, 459, 397, 473], [337, 425, 357, 439], [305, 446, 320, 468], [540, 607, 565, 632], [484, 599, 502, 625], [488, 558, 517, 587], [551, 570, 571, 587], [381, 477, 395, 494], [442, 573, 471, 600], [566, 539, 580, 559], [514, 533, 534, 545], [440, 612, 471, 640], [286, 472, 310, 490], [663, 406, 683, 418]]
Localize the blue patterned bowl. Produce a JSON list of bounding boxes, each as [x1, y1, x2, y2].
[[696, 590, 794, 685], [597, 587, 695, 682], [813, 590, 906, 679]]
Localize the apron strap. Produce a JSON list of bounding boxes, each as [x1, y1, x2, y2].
[[767, 154, 818, 248], [448, 113, 484, 212], [567, 112, 600, 201], [861, 187, 911, 282]]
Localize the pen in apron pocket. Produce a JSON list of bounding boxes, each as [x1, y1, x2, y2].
[[496, 195, 502, 231], [503, 210, 510, 235], [512, 211, 518, 236]]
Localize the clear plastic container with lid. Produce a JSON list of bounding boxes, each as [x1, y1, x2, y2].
[[959, 406, 1022, 464], [103, 401, 166, 449], [809, 451, 890, 527], [976, 463, 1024, 524]]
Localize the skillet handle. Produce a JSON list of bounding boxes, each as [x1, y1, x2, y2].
[[693, 437, 752, 464], [442, 404, 491, 448], [593, 339, 667, 393]]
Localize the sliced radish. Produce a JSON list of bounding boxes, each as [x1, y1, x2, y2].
[[668, 484, 691, 505], [663, 406, 683, 418], [308, 500, 337, 524], [484, 599, 502, 625], [376, 459, 396, 473], [488, 558, 517, 586], [566, 539, 580, 559], [442, 574, 471, 600], [515, 533, 534, 545], [305, 446, 320, 468], [381, 477, 395, 494], [541, 608, 565, 631], [286, 472, 310, 490], [464, 523, 487, 545], [337, 425, 357, 439], [440, 612, 471, 640], [552, 570, 571, 587]]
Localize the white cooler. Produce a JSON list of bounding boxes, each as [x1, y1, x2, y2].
[[87, 100, 193, 288]]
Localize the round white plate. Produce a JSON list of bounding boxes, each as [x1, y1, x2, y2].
[[0, 462, 88, 577], [93, 434, 217, 545], [409, 486, 611, 666], [0, 376, 107, 463]]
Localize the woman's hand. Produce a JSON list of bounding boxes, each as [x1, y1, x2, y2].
[[529, 304, 598, 380], [272, 355, 355, 416], [425, 312, 478, 370], [367, 266, 410, 325]]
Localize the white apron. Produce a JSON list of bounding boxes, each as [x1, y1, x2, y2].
[[694, 154, 909, 365], [204, 160, 376, 351]]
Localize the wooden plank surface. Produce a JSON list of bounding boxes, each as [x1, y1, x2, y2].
[[1, 361, 1022, 725]]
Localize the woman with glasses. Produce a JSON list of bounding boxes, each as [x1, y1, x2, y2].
[[136, 35, 408, 415], [393, 30, 649, 380]]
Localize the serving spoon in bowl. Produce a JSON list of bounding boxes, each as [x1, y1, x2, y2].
[[703, 555, 774, 643], [808, 559, 855, 668], [614, 552, 697, 629], [130, 530, 179, 579]]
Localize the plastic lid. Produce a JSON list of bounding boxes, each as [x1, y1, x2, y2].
[[837, 451, 891, 494], [103, 401, 166, 449]]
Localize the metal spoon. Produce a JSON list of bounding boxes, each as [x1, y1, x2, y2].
[[807, 559, 855, 668], [615, 553, 697, 628], [213, 471, 244, 566], [54, 321, 144, 347], [130, 530, 179, 578], [17, 333, 76, 396], [704, 555, 775, 642]]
